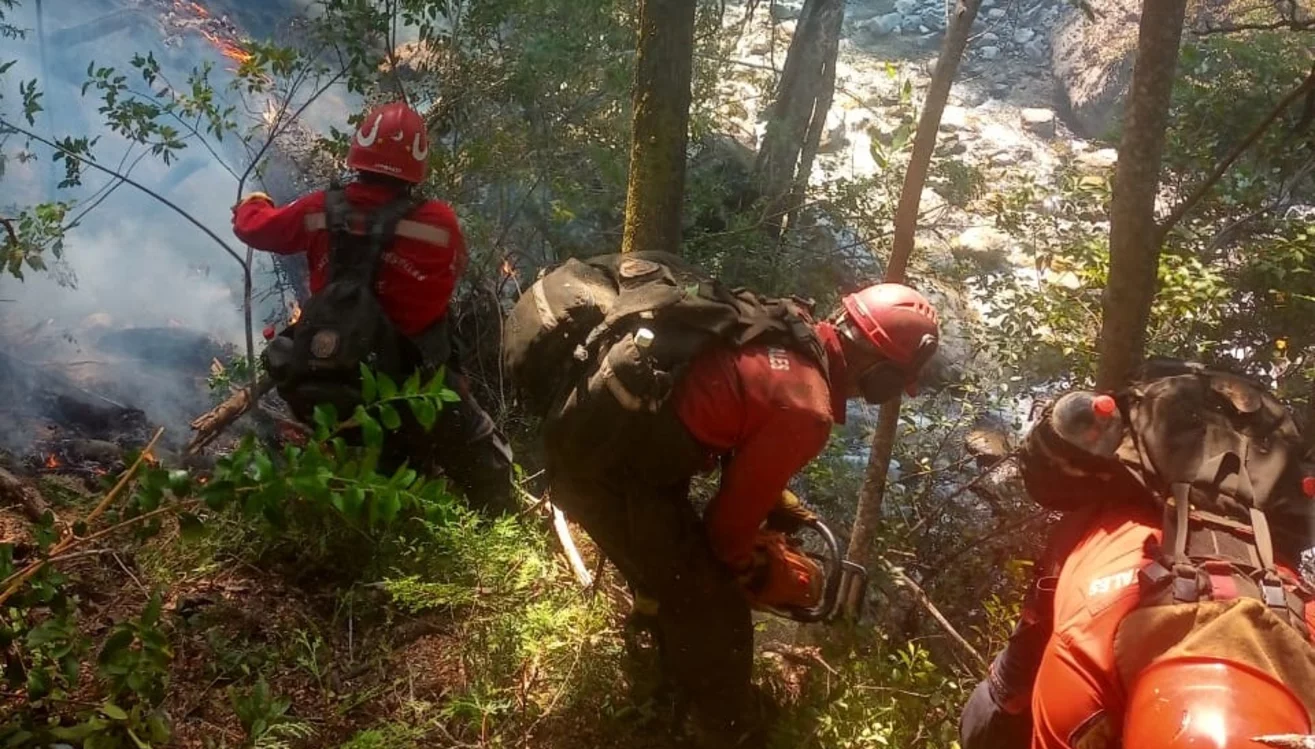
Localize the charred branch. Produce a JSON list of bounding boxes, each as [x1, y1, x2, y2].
[[0, 467, 56, 526], [185, 375, 276, 455]]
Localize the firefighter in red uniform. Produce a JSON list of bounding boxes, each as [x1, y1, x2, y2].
[[231, 101, 514, 514], [545, 283, 940, 746], [961, 367, 1315, 749]]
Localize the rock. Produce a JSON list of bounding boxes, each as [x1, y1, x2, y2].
[[1023, 39, 1047, 62], [918, 23, 930, 33], [871, 11, 905, 35], [990, 150, 1019, 166], [818, 123, 849, 154], [980, 45, 1001, 60], [1021, 107, 1056, 138], [980, 31, 999, 42], [895, 0, 920, 14], [940, 105, 969, 131], [955, 226, 1012, 255], [749, 38, 773, 55], [1052, 0, 1140, 140], [981, 0, 995, 7], [771, 0, 805, 20], [1012, 27, 1036, 44], [987, 7, 1007, 18], [1075, 147, 1118, 171]]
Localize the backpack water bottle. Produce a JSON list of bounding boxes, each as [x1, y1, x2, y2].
[[1049, 391, 1123, 458]]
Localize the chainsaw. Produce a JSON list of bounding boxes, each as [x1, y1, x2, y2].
[[759, 517, 869, 624]]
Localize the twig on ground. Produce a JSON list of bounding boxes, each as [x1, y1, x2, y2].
[[111, 551, 148, 596], [762, 642, 841, 676], [890, 567, 987, 672]]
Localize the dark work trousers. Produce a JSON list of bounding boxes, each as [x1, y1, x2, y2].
[[272, 326, 515, 516], [384, 364, 516, 516], [960, 510, 1092, 749], [545, 397, 758, 746]]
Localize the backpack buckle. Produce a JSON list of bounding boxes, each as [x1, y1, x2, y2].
[[1172, 563, 1203, 603], [1261, 574, 1289, 609]]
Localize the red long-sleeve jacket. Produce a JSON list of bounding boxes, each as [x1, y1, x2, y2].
[[1029, 504, 1315, 748], [232, 181, 467, 336], [673, 322, 849, 568]]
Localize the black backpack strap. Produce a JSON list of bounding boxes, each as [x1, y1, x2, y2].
[[324, 180, 352, 279], [363, 193, 423, 287]]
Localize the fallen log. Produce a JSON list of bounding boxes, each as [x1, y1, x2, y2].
[[0, 467, 56, 525], [185, 376, 276, 455]]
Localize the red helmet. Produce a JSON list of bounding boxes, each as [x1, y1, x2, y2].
[[840, 283, 939, 393], [346, 102, 430, 184], [1123, 656, 1310, 749]]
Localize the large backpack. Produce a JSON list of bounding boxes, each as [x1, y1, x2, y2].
[[1021, 359, 1315, 732], [502, 251, 827, 421], [265, 184, 424, 420]]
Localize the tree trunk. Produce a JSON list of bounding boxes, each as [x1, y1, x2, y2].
[[754, 0, 844, 229], [843, 0, 983, 616], [1093, 0, 1188, 390], [620, 0, 698, 255]]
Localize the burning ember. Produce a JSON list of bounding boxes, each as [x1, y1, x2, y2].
[[500, 259, 517, 278], [168, 0, 253, 66], [288, 302, 302, 326], [45, 454, 61, 470]]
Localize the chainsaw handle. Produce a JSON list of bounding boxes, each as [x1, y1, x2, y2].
[[765, 518, 868, 623]]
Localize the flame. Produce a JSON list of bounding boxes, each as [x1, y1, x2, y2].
[[190, 1, 210, 16], [91, 466, 108, 477], [500, 259, 517, 278], [289, 301, 302, 325], [143, 450, 159, 467], [45, 453, 61, 469], [200, 28, 253, 64]]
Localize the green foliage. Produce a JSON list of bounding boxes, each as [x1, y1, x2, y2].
[[1, 200, 70, 281], [770, 630, 970, 749]]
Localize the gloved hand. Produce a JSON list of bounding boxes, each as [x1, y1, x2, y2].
[[764, 489, 818, 535], [737, 530, 823, 611], [231, 191, 274, 216]]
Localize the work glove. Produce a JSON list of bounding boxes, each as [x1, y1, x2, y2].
[[736, 530, 823, 611], [764, 489, 818, 535], [231, 191, 274, 216]]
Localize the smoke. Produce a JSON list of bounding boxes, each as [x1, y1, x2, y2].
[[0, 0, 348, 444]]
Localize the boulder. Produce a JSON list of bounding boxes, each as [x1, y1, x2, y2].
[[1051, 0, 1140, 140], [895, 0, 920, 15], [955, 226, 1012, 255], [987, 7, 1007, 19], [1075, 147, 1119, 171], [1012, 27, 1036, 44], [940, 105, 969, 131], [818, 123, 850, 154], [857, 11, 905, 38], [771, 0, 805, 20], [1021, 107, 1057, 138], [980, 45, 1001, 60]]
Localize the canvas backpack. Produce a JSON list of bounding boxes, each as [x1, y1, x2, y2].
[[502, 251, 828, 421], [1022, 360, 1315, 745]]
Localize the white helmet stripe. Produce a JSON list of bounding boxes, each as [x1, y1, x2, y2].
[[411, 132, 429, 162], [356, 114, 382, 147]]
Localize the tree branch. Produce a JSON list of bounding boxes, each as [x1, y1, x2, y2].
[[844, 0, 983, 616], [0, 121, 246, 268], [891, 567, 987, 672], [1158, 63, 1315, 236]]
